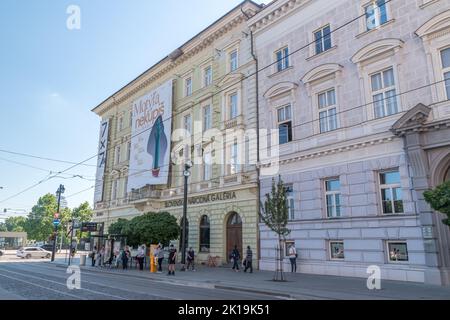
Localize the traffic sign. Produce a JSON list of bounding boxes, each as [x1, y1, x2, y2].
[[53, 219, 61, 226]]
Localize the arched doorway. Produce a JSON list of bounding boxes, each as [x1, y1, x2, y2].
[[179, 218, 189, 250], [226, 212, 242, 262]]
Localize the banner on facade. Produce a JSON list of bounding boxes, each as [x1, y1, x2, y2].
[[128, 79, 173, 191], [94, 119, 109, 203]]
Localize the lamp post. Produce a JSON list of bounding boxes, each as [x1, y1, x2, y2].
[[180, 160, 192, 271], [51, 184, 65, 262]]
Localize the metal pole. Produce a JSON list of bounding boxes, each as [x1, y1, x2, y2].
[[180, 164, 189, 270], [51, 185, 62, 262]]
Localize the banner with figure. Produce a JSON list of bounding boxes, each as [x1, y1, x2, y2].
[[128, 79, 173, 190], [94, 119, 109, 203]]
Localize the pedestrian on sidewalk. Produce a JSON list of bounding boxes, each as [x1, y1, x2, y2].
[[167, 244, 177, 276], [186, 247, 195, 271], [137, 245, 146, 271], [155, 244, 164, 273], [230, 245, 241, 272], [90, 246, 97, 267], [288, 244, 297, 273], [122, 247, 130, 270], [244, 246, 253, 273]]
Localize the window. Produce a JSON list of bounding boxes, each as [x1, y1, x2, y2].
[[114, 146, 121, 165], [111, 180, 118, 200], [276, 47, 290, 72], [203, 152, 212, 181], [204, 66, 212, 87], [330, 241, 344, 260], [365, 0, 388, 31], [230, 49, 238, 72], [185, 77, 192, 97], [318, 89, 338, 133], [118, 117, 123, 132], [230, 139, 239, 175], [380, 170, 403, 214], [184, 114, 192, 135], [371, 67, 398, 118], [277, 105, 293, 145], [285, 184, 295, 220], [127, 142, 131, 160], [387, 242, 408, 262], [229, 93, 238, 119], [441, 48, 450, 100], [314, 25, 332, 55], [129, 111, 133, 128], [325, 179, 341, 218], [123, 177, 128, 198], [199, 215, 210, 253], [203, 105, 212, 131]]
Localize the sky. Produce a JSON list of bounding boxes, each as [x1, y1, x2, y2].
[[0, 0, 264, 220]]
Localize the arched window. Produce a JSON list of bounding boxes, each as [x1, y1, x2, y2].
[[199, 215, 210, 253], [228, 212, 242, 225]]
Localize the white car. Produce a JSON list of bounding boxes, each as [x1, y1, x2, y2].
[[16, 247, 52, 259]]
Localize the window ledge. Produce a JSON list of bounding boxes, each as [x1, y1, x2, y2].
[[306, 45, 338, 62], [419, 0, 440, 9], [356, 19, 396, 40], [269, 66, 294, 78]]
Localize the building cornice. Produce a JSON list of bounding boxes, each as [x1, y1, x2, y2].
[[92, 1, 261, 117]]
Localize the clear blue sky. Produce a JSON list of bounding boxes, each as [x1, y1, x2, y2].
[[0, 0, 264, 219]]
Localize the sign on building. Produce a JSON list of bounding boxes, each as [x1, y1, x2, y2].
[[128, 79, 173, 190], [81, 222, 98, 232], [94, 119, 109, 203]]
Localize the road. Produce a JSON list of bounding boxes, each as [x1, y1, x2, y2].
[[0, 258, 281, 300]]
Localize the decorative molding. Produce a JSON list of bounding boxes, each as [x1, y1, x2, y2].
[[301, 63, 343, 84], [415, 9, 450, 39], [391, 103, 432, 135], [216, 72, 244, 88], [263, 81, 298, 99], [351, 38, 404, 65]]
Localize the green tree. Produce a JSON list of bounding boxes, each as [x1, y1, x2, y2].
[[108, 218, 130, 235], [0, 222, 7, 232], [260, 176, 291, 281], [424, 181, 450, 227], [4, 216, 26, 232], [71, 201, 93, 239]]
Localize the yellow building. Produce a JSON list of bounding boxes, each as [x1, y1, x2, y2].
[[92, 1, 262, 266]]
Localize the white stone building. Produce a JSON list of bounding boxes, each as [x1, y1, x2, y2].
[[250, 0, 450, 285]]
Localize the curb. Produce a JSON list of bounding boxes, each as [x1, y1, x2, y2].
[[48, 262, 300, 298]]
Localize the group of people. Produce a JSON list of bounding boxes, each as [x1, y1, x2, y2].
[[229, 245, 254, 273]]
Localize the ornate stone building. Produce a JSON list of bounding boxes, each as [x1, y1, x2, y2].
[[92, 1, 262, 265], [250, 0, 450, 284]]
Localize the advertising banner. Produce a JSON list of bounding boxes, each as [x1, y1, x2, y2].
[[128, 79, 173, 191], [94, 119, 109, 203]]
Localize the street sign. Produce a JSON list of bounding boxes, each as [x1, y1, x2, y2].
[[53, 219, 61, 227], [81, 222, 98, 232]]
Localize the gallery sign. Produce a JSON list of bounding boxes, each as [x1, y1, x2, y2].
[[94, 119, 109, 203], [165, 191, 237, 208], [128, 80, 173, 191]]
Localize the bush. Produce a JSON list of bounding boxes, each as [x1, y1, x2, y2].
[[424, 181, 450, 227]]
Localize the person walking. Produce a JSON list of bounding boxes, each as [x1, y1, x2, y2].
[[122, 247, 130, 270], [167, 244, 177, 276], [244, 246, 253, 273], [230, 245, 241, 272], [186, 247, 195, 271], [288, 244, 297, 273], [137, 245, 146, 271], [155, 244, 164, 273], [91, 246, 97, 267]]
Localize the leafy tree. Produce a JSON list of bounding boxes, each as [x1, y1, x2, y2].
[[0, 222, 7, 232], [4, 216, 26, 232], [424, 181, 450, 227], [108, 218, 130, 236], [260, 176, 291, 281], [71, 201, 93, 239]]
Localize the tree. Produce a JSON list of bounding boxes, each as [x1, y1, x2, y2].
[[424, 181, 450, 227], [108, 218, 130, 236], [0, 222, 7, 232], [4, 216, 26, 232], [259, 176, 291, 281], [71, 202, 93, 239]]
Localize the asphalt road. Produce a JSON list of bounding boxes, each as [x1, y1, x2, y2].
[[0, 260, 282, 300]]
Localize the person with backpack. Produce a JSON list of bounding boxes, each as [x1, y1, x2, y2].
[[230, 245, 241, 272], [244, 246, 253, 273], [186, 247, 196, 271], [167, 244, 177, 276]]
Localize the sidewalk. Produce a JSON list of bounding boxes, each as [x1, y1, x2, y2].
[[50, 257, 450, 300]]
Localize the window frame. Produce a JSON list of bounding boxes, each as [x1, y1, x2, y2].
[[229, 92, 239, 120], [324, 178, 341, 218], [114, 145, 121, 165], [183, 113, 192, 136], [440, 46, 450, 100], [229, 49, 239, 72], [275, 46, 290, 72], [364, 0, 389, 32], [313, 25, 332, 55], [318, 88, 339, 133], [285, 184, 295, 221], [199, 215, 211, 253], [203, 104, 212, 132], [185, 76, 193, 97], [203, 65, 213, 88], [378, 169, 404, 215], [386, 241, 409, 263], [370, 67, 399, 119], [111, 179, 118, 200], [329, 241, 345, 261], [277, 104, 293, 145]]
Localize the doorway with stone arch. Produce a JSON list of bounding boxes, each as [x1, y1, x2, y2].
[[226, 212, 242, 263]]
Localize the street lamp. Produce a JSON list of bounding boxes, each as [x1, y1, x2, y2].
[[180, 160, 192, 271], [51, 184, 65, 262]]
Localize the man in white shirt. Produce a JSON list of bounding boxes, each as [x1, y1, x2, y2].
[[288, 244, 297, 273]]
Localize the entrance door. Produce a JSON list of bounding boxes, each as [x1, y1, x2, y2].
[[226, 212, 242, 262]]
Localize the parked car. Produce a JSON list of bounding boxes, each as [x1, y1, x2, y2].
[[16, 247, 52, 259], [0, 249, 4, 257], [40, 244, 54, 252]]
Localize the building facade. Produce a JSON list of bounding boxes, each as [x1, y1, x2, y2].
[[92, 1, 262, 265], [250, 0, 450, 284]]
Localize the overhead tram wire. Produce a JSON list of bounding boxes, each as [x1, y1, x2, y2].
[[0, 148, 97, 167], [0, 0, 398, 203]]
